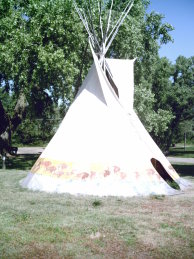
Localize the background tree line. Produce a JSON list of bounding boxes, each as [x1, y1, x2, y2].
[[0, 0, 193, 154]]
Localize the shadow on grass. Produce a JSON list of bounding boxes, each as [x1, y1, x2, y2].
[[0, 154, 39, 170], [169, 150, 194, 156], [168, 146, 194, 158], [173, 164, 194, 177]]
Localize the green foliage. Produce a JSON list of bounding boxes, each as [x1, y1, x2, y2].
[[0, 0, 89, 103], [0, 0, 91, 145], [13, 118, 54, 145], [134, 82, 174, 138], [178, 120, 194, 143], [0, 0, 192, 150], [161, 56, 194, 148], [135, 54, 194, 150], [0, 86, 16, 116]]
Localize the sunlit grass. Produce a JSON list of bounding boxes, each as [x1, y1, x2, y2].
[[0, 168, 193, 258]]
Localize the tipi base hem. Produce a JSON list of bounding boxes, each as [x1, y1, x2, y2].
[[21, 172, 186, 197]]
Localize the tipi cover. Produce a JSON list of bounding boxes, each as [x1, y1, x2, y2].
[[22, 0, 189, 196]]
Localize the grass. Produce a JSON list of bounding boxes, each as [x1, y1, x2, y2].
[[0, 154, 38, 170], [0, 150, 193, 258], [168, 144, 194, 158], [0, 166, 194, 258]]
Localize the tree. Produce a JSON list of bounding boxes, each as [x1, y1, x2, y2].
[[165, 56, 194, 147], [147, 55, 194, 149], [0, 0, 178, 153], [0, 0, 91, 152], [134, 82, 174, 139]]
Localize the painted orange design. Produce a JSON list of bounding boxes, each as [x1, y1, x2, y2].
[[77, 172, 89, 180], [48, 166, 56, 173], [119, 172, 126, 179], [90, 171, 96, 179], [43, 161, 51, 167], [82, 173, 89, 180], [104, 170, 111, 177], [146, 169, 155, 176], [53, 171, 64, 178], [114, 166, 120, 173], [31, 158, 129, 181]]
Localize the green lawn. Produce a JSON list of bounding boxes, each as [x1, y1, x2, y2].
[[0, 165, 194, 258], [0, 154, 39, 170], [168, 144, 194, 158]]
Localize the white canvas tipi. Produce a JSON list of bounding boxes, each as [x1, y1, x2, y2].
[[22, 0, 189, 196]]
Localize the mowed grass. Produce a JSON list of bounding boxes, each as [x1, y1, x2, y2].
[[0, 166, 194, 258], [169, 144, 194, 158]]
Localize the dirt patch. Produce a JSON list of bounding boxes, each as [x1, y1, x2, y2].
[[21, 242, 62, 259]]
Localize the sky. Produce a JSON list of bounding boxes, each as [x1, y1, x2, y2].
[[147, 0, 194, 63]]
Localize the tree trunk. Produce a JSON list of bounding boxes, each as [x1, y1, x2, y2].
[[0, 100, 9, 135], [11, 92, 28, 131]]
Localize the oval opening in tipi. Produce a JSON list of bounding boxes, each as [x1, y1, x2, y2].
[[151, 158, 180, 190]]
